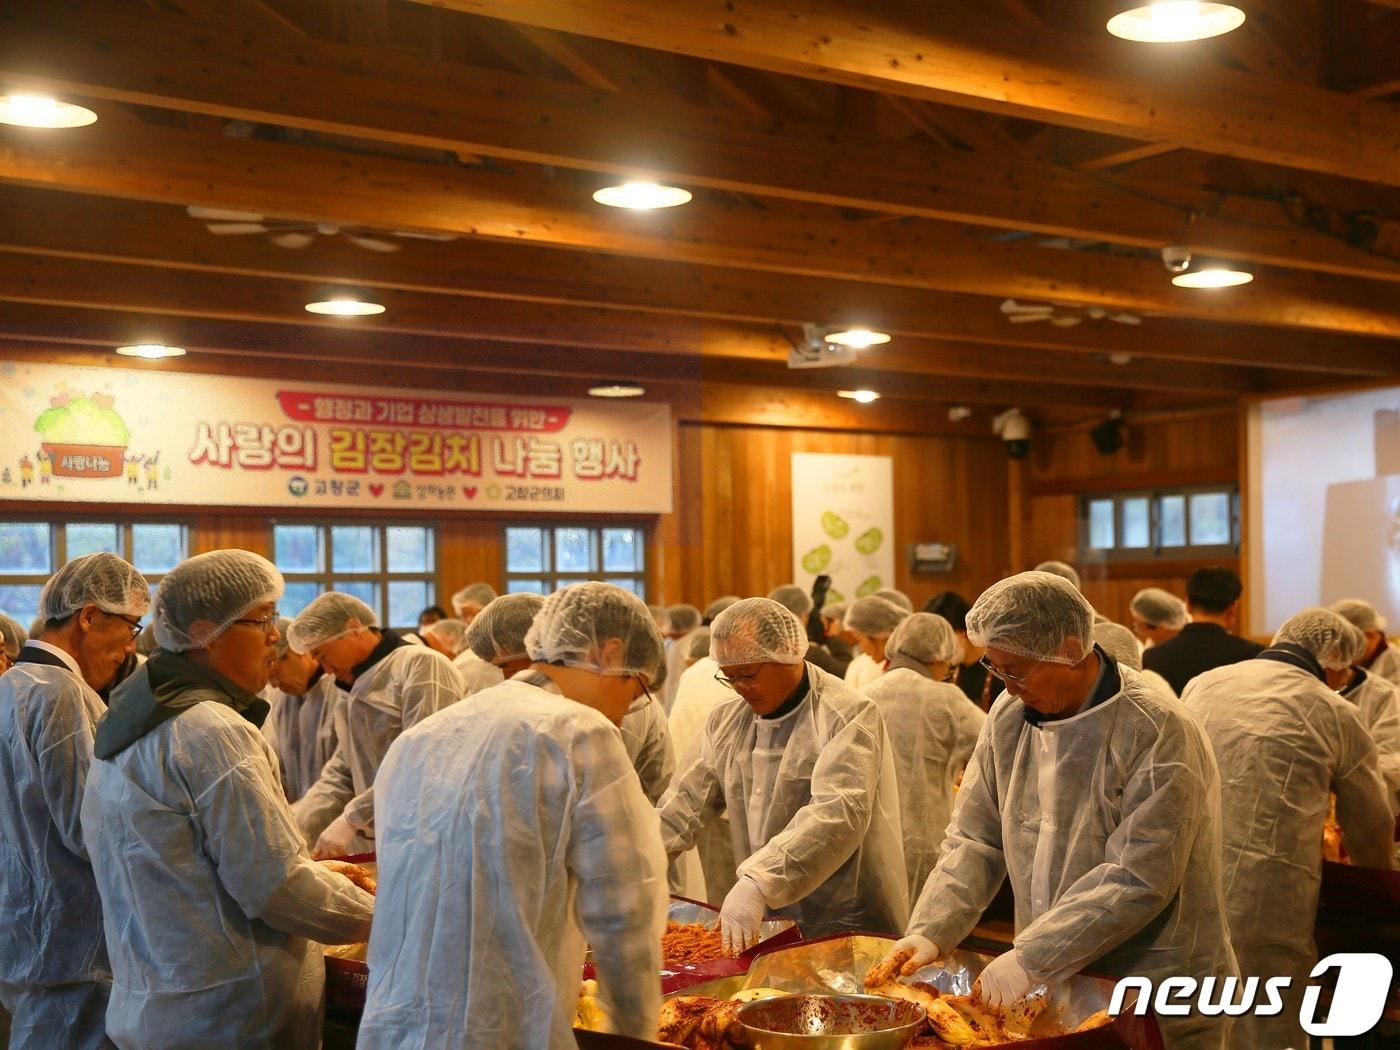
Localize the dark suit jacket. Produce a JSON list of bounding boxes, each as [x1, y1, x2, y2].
[[1142, 621, 1265, 695]]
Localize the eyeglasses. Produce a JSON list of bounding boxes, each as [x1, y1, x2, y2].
[[103, 610, 144, 639], [979, 654, 1036, 685], [714, 668, 762, 688], [232, 610, 280, 633], [632, 673, 655, 703]]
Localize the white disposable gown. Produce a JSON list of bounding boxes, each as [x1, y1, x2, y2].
[[292, 645, 464, 840], [619, 691, 675, 804], [260, 673, 341, 802], [1342, 669, 1400, 813], [1367, 641, 1400, 687], [452, 647, 504, 696], [0, 649, 112, 1050], [358, 678, 668, 1050], [667, 656, 738, 903], [1184, 657, 1393, 1050], [661, 630, 695, 714], [912, 665, 1236, 1050], [657, 664, 909, 938], [842, 652, 881, 690], [861, 664, 985, 904], [81, 682, 374, 1049]]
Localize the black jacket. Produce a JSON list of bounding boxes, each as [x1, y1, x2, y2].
[[1142, 621, 1265, 696]]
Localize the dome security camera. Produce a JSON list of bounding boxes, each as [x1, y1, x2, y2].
[[1161, 245, 1193, 274], [992, 408, 1032, 460]]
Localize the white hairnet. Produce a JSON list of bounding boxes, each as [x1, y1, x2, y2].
[[767, 584, 814, 619], [966, 571, 1094, 665], [885, 612, 957, 665], [272, 616, 295, 656], [451, 582, 498, 611], [703, 595, 741, 622], [286, 591, 378, 654], [821, 601, 848, 623], [710, 597, 807, 666], [647, 604, 671, 633], [1092, 621, 1142, 671], [466, 593, 545, 663], [423, 618, 469, 656], [873, 589, 914, 613], [37, 552, 150, 625], [667, 604, 701, 633], [681, 626, 711, 662], [844, 596, 909, 637], [1272, 607, 1363, 671], [524, 582, 665, 684], [1034, 560, 1082, 591], [152, 550, 282, 653], [1331, 598, 1387, 634], [0, 612, 25, 658], [1130, 588, 1189, 630]]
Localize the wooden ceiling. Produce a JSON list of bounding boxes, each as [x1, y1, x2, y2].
[[0, 0, 1396, 432]]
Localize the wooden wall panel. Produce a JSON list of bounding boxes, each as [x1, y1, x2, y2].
[[436, 517, 506, 610]]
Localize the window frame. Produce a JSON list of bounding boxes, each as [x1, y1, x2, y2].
[[501, 523, 648, 598], [1078, 485, 1239, 561], [270, 520, 438, 629]]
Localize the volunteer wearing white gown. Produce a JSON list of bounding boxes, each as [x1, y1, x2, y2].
[[1183, 608, 1394, 1050], [881, 572, 1235, 1050], [450, 581, 504, 694], [82, 551, 373, 1050], [286, 592, 466, 859], [260, 617, 342, 802], [861, 613, 985, 904], [1335, 634, 1400, 813], [0, 611, 26, 674], [1092, 621, 1177, 699], [662, 603, 702, 714], [658, 598, 908, 948], [0, 554, 149, 1050], [1334, 596, 1400, 686], [419, 617, 468, 660], [1128, 587, 1187, 651], [842, 596, 909, 691], [359, 582, 668, 1049]]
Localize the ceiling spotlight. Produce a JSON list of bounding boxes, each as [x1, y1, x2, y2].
[[304, 295, 385, 316], [825, 328, 891, 349], [948, 405, 973, 422], [587, 382, 646, 398], [115, 343, 186, 360], [838, 389, 880, 404], [1171, 267, 1253, 288], [592, 181, 693, 210], [1106, 3, 1245, 43], [0, 93, 98, 128]]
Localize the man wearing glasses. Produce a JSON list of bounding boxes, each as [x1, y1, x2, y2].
[[0, 553, 149, 1050], [875, 571, 1235, 1050], [657, 597, 908, 952]]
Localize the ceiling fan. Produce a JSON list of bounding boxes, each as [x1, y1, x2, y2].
[[999, 298, 1142, 327], [185, 206, 458, 253]]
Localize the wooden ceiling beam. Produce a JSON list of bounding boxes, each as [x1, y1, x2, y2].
[[2, 2, 1395, 285], [0, 251, 1259, 394], [0, 117, 1393, 340], [412, 0, 1400, 187], [0, 186, 1391, 377]]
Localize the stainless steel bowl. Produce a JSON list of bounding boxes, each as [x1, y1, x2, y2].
[[735, 993, 926, 1050]]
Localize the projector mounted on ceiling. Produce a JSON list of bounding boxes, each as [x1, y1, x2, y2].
[[787, 324, 860, 370]]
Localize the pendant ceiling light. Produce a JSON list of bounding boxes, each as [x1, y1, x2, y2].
[[1106, 2, 1246, 43]]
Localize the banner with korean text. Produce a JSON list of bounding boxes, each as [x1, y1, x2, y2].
[[0, 361, 673, 513]]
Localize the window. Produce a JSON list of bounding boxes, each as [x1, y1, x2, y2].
[[503, 525, 646, 598], [1079, 486, 1238, 559], [271, 522, 436, 628], [0, 521, 189, 624]]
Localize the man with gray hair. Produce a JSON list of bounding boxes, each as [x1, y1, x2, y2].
[[0, 553, 149, 1050], [876, 571, 1235, 1050], [1183, 607, 1393, 1050], [658, 597, 908, 950], [287, 592, 465, 858], [1332, 597, 1400, 686], [261, 617, 342, 803], [449, 582, 505, 695]]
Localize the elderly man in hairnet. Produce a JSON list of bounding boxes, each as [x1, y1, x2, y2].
[[658, 597, 908, 948], [1128, 587, 1188, 650], [662, 603, 703, 714], [0, 611, 26, 675], [287, 592, 465, 859], [770, 583, 849, 679], [449, 582, 504, 692], [1092, 621, 1177, 699], [358, 582, 668, 1049], [0, 554, 148, 1050], [876, 571, 1235, 1050], [1182, 607, 1393, 1050], [842, 595, 909, 690], [260, 617, 343, 803], [81, 551, 373, 1050], [1328, 618, 1400, 812], [1333, 597, 1400, 686], [861, 613, 985, 905]]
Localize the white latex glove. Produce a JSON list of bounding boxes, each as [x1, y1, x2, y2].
[[867, 934, 942, 985], [311, 814, 358, 860], [719, 876, 767, 955], [973, 948, 1034, 1007]]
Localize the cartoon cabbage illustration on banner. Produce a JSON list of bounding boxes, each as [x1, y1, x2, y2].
[[854, 527, 884, 555], [801, 544, 832, 574]]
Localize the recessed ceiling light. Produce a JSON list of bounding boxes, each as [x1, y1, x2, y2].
[[588, 382, 646, 398], [592, 181, 693, 210], [1171, 268, 1254, 288], [115, 343, 186, 359], [838, 389, 880, 404], [0, 93, 98, 128], [304, 296, 386, 316], [1106, 3, 1245, 43], [825, 328, 892, 349]]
